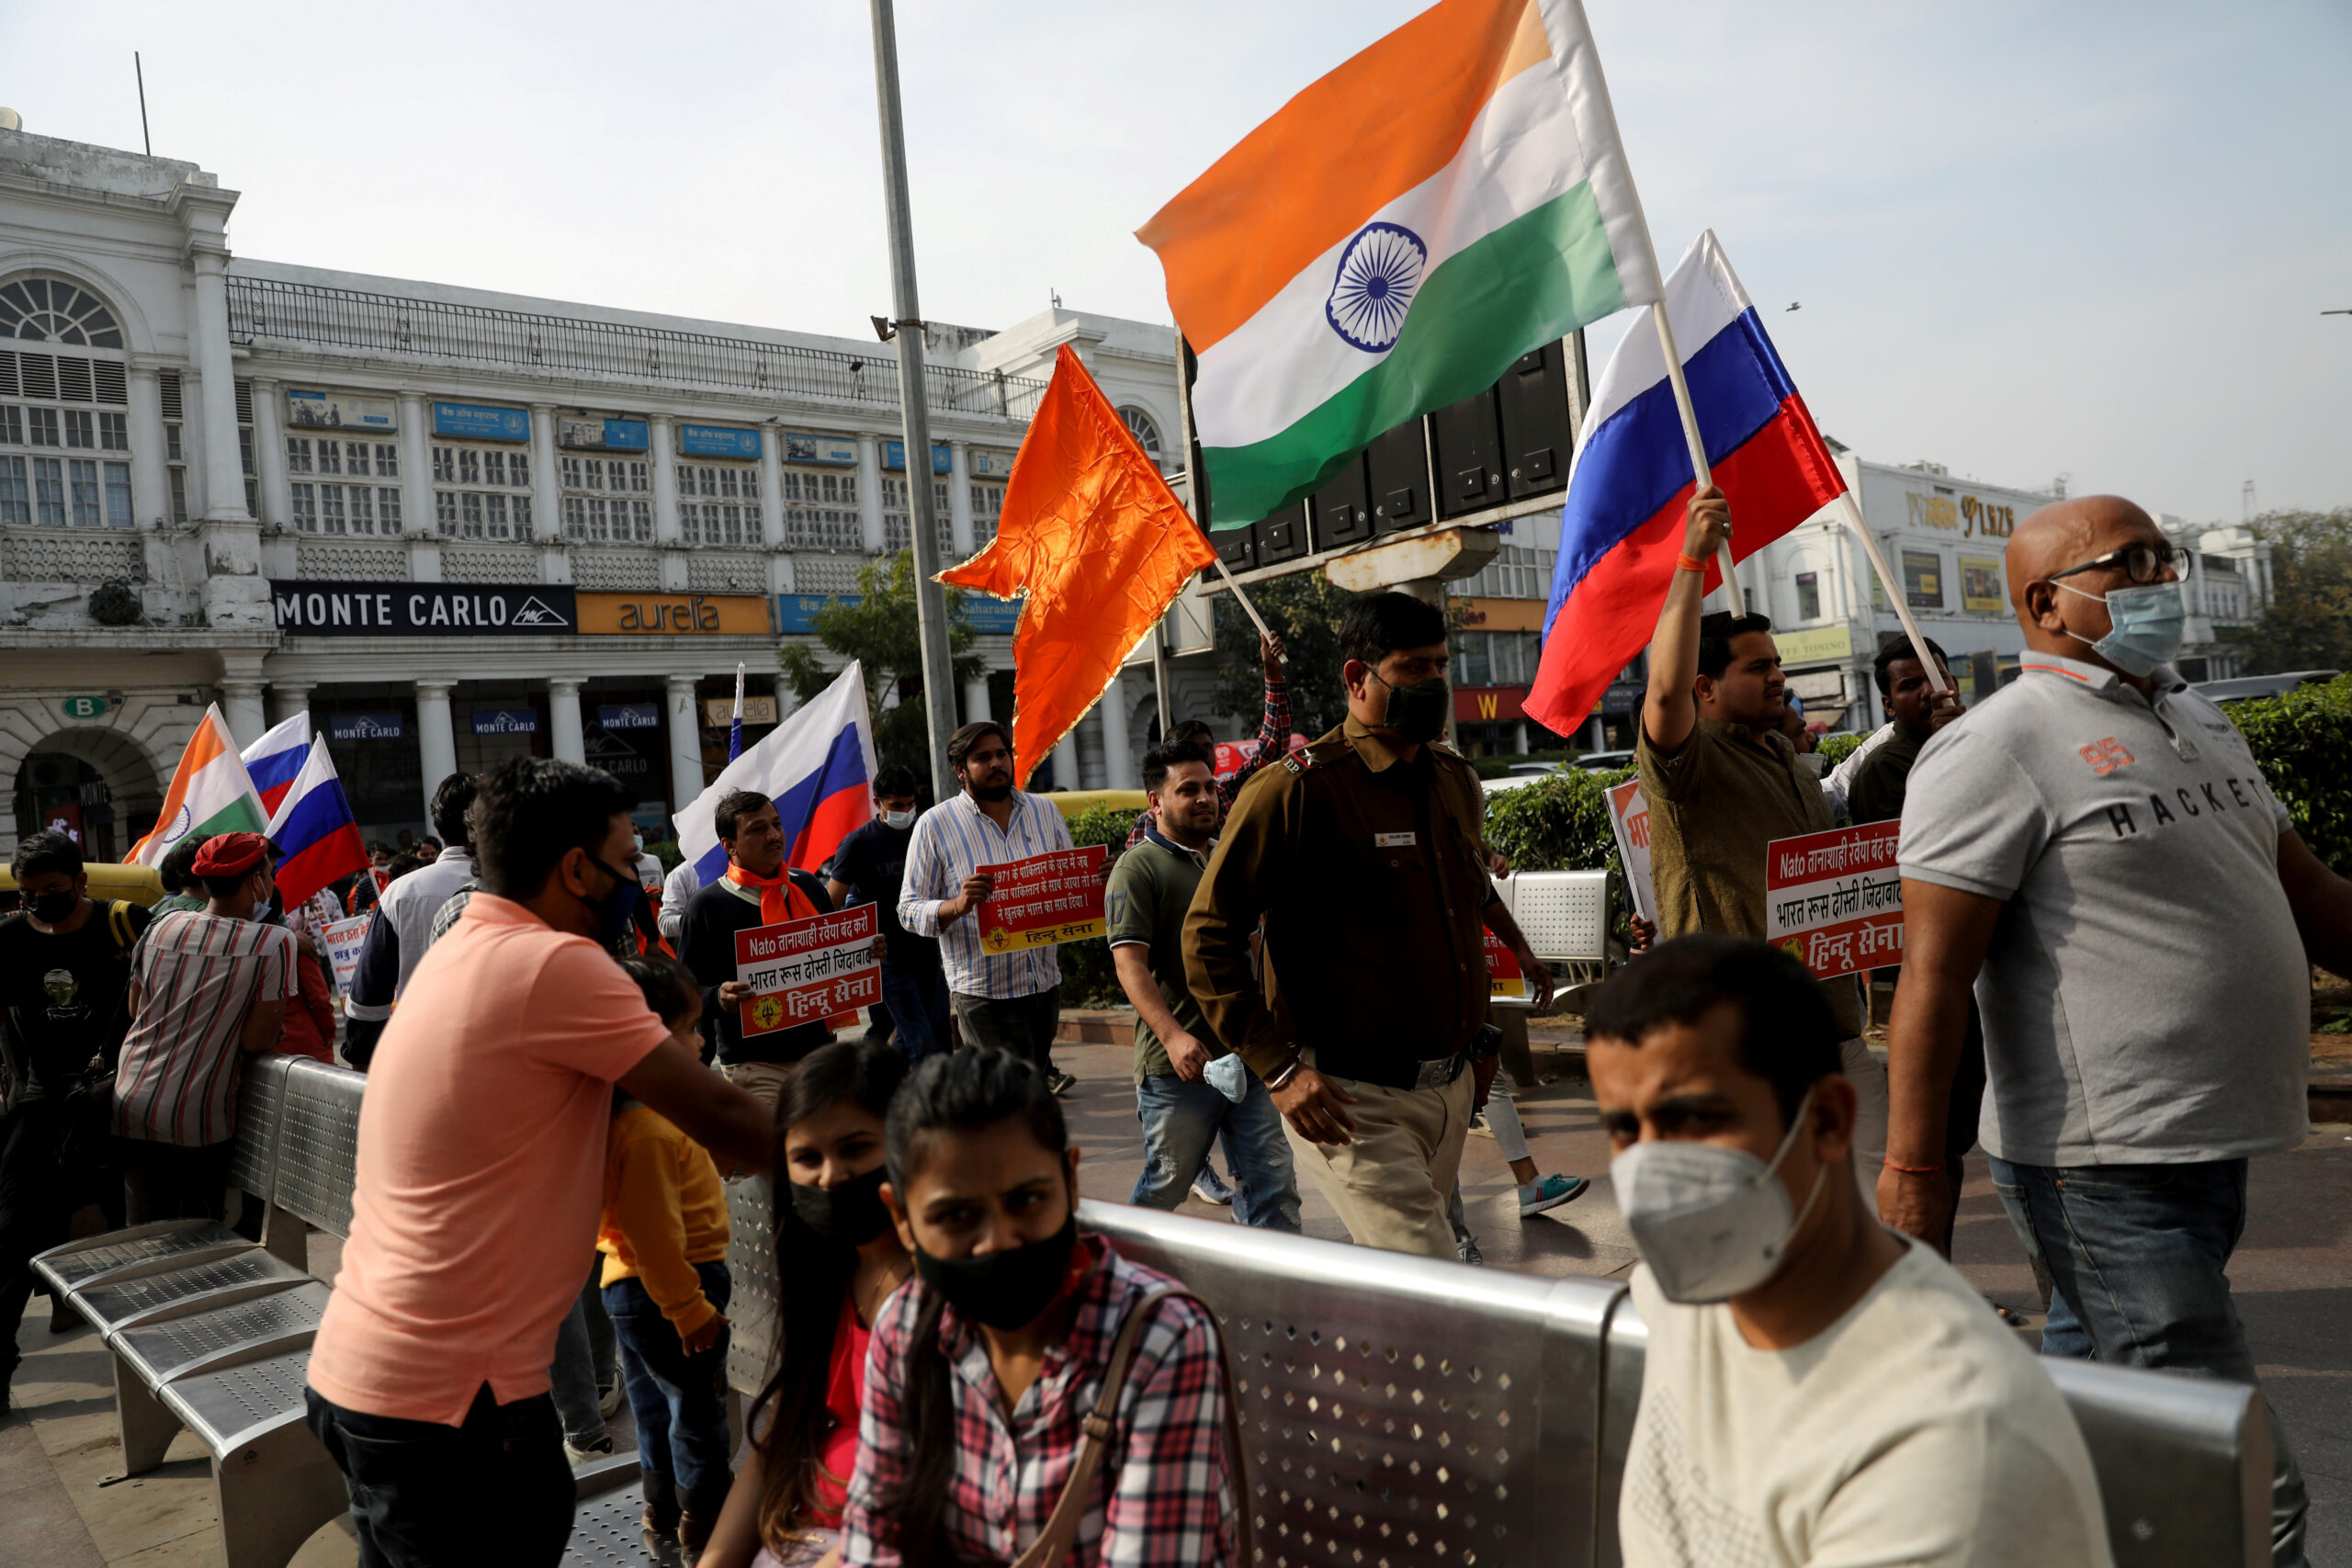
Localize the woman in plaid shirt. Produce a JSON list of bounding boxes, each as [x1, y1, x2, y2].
[[844, 1049, 1244, 1568]]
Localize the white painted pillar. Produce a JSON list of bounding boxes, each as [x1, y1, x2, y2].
[[961, 678, 991, 724], [1513, 719, 1531, 755], [529, 402, 563, 542], [665, 672, 706, 813], [187, 247, 249, 523], [1099, 671, 1136, 789], [399, 393, 434, 539], [272, 682, 313, 728], [650, 417, 683, 546], [548, 677, 586, 765], [1051, 728, 1082, 794], [854, 434, 886, 553], [947, 439, 974, 560], [219, 680, 268, 749], [415, 681, 458, 820], [757, 423, 785, 551], [127, 367, 167, 531], [250, 377, 291, 531]]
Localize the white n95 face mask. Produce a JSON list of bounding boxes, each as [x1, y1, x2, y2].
[[1610, 1086, 1827, 1303]]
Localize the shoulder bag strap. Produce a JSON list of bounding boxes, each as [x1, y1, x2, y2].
[[1012, 1284, 1255, 1568]]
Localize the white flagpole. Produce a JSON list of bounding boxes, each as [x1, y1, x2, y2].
[[1647, 301, 1744, 612], [1208, 551, 1284, 661], [1834, 493, 1952, 695]]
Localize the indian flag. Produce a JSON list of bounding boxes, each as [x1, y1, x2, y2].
[[1138, 0, 1664, 528], [126, 704, 270, 866]]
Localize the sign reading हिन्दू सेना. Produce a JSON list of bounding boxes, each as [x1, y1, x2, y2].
[[1764, 821, 1904, 979], [977, 846, 1108, 953], [734, 904, 881, 1036]]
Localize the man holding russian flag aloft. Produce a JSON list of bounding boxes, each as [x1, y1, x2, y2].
[[1634, 489, 1889, 1184]]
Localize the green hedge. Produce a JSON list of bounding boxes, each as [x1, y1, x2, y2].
[[1057, 806, 1140, 1007], [2222, 674, 2352, 871], [1484, 766, 1636, 880]]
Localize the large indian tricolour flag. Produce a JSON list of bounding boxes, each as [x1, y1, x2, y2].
[[126, 704, 270, 866], [1138, 0, 1664, 528]]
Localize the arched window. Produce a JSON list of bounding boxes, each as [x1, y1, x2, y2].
[[1117, 405, 1164, 464], [0, 276, 124, 348]]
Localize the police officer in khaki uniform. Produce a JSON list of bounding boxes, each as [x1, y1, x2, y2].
[[1183, 592, 1555, 1258]]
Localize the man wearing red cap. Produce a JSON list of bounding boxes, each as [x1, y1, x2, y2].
[[111, 831, 297, 1223]]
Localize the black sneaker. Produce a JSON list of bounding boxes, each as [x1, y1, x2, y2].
[[1048, 1070, 1078, 1098]]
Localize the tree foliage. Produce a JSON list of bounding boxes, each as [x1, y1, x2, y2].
[[1209, 572, 1362, 739], [2241, 508, 2352, 676], [777, 550, 989, 790]]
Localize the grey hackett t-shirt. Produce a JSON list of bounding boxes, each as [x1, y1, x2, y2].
[[1897, 653, 2308, 1166]]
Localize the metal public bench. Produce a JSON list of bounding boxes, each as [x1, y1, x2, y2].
[[1487, 868, 1613, 1085], [28, 1054, 362, 1568]]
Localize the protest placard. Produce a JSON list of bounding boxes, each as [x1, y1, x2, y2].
[[320, 914, 370, 995], [977, 845, 1108, 953], [735, 903, 880, 1037], [1764, 820, 1904, 979], [1605, 777, 1658, 922], [1484, 926, 1527, 1000]]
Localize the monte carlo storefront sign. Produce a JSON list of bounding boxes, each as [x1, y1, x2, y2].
[[271, 581, 576, 636]]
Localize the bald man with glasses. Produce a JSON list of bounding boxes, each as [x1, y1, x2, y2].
[[1882, 495, 2352, 1567]]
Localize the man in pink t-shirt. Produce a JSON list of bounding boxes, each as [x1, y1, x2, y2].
[[304, 758, 772, 1567]]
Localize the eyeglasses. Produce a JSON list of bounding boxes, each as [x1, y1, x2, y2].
[[2047, 542, 2181, 586]]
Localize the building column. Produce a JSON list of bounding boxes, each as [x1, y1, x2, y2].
[[757, 423, 786, 552], [218, 679, 268, 750], [961, 678, 991, 725], [528, 403, 563, 541], [127, 367, 167, 532], [665, 672, 707, 812], [250, 377, 291, 531], [399, 393, 435, 539], [854, 434, 886, 553], [415, 680, 458, 819], [187, 245, 248, 524], [1099, 671, 1136, 789], [947, 439, 974, 559], [272, 682, 313, 728], [650, 417, 683, 546], [1051, 728, 1082, 794], [548, 677, 586, 765], [1513, 719, 1531, 756]]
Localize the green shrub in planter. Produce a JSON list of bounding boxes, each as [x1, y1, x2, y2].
[[2224, 674, 2352, 872], [1483, 765, 1635, 876], [1055, 805, 1140, 1007]]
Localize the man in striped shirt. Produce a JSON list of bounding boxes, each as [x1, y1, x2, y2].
[[899, 721, 1080, 1096], [111, 832, 297, 1224]]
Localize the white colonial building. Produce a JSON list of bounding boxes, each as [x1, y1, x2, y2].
[[0, 125, 1193, 858]]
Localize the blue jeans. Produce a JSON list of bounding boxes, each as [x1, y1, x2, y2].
[[1129, 1072, 1302, 1232], [604, 1262, 734, 1518], [305, 1383, 574, 1567], [881, 957, 951, 1064], [1989, 1156, 2308, 1567]]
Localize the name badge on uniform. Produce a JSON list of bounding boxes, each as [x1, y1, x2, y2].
[[1374, 831, 1418, 848]]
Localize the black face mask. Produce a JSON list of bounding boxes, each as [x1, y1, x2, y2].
[[29, 890, 78, 924], [788, 1164, 893, 1246], [913, 1211, 1078, 1331], [1373, 671, 1451, 744]]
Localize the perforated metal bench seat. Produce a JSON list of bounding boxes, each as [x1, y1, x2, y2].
[[30, 1219, 253, 1298], [153, 1342, 353, 1568], [111, 1280, 332, 1389], [566, 1454, 669, 1566], [68, 1246, 309, 1336]]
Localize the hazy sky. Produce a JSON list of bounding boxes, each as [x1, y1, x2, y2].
[[11, 1, 2347, 524]]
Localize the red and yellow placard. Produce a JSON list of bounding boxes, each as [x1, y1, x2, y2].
[[735, 904, 880, 1036], [1764, 821, 1905, 979], [1483, 926, 1527, 999], [977, 846, 1108, 953]]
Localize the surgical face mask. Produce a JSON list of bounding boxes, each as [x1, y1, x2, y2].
[[789, 1164, 893, 1246], [1610, 1087, 1828, 1303], [29, 890, 78, 924], [2056, 580, 2185, 678], [880, 808, 916, 830], [912, 1210, 1078, 1331], [249, 897, 275, 923], [1372, 671, 1450, 744], [585, 856, 642, 947]]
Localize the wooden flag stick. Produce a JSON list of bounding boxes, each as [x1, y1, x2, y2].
[[1834, 491, 1952, 695], [1648, 301, 1744, 611], [1208, 551, 1286, 664]]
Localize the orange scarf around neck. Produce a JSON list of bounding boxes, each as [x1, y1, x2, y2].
[[729, 863, 814, 927]]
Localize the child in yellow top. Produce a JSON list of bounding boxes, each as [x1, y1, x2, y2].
[[603, 955, 734, 1552]]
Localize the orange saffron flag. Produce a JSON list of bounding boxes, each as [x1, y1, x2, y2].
[[941, 344, 1218, 789]]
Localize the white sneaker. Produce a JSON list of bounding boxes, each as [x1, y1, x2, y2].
[[565, 1435, 616, 1467]]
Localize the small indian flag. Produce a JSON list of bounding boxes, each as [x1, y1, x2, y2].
[[126, 704, 270, 866], [1139, 0, 1664, 528]]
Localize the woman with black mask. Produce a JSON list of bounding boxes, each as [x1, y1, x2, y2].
[[838, 1048, 1250, 1568], [702, 1040, 910, 1567]]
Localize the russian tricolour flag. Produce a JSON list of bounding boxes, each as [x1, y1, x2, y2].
[[1525, 231, 1848, 735], [242, 712, 312, 818], [674, 661, 876, 886], [265, 736, 369, 907]]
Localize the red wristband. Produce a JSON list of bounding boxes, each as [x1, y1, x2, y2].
[[1883, 1159, 1943, 1175], [1675, 552, 1705, 573]]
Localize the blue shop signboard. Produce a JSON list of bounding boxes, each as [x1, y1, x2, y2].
[[432, 401, 531, 443], [471, 709, 539, 736], [560, 416, 650, 453], [679, 423, 762, 460], [881, 440, 952, 474], [328, 712, 404, 741], [777, 592, 1023, 636], [783, 432, 856, 467], [597, 704, 662, 730]]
